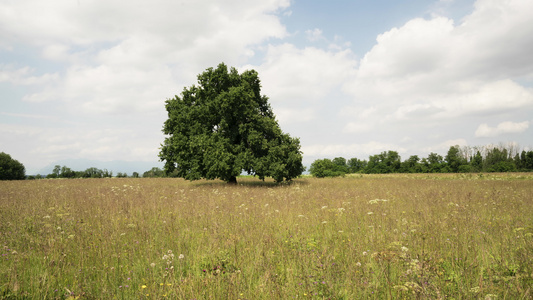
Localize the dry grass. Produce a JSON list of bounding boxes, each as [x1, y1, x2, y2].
[[1, 173, 532, 299]]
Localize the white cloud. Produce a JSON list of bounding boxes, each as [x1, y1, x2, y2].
[[342, 122, 372, 134], [305, 28, 324, 42], [303, 142, 406, 158], [475, 121, 530, 137], [343, 0, 533, 127], [2, 0, 291, 111], [422, 139, 469, 154], [247, 43, 357, 104], [0, 65, 59, 86]]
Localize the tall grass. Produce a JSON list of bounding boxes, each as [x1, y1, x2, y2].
[[1, 174, 532, 299]]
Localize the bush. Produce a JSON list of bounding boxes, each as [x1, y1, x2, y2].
[[309, 159, 346, 178]]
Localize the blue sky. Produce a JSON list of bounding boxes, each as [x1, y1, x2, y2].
[[1, 0, 532, 174]]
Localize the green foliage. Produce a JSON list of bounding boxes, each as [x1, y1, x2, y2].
[[365, 151, 401, 174], [82, 167, 112, 178], [445, 145, 467, 173], [310, 144, 533, 177], [347, 157, 367, 173], [309, 158, 346, 177], [0, 152, 25, 180], [159, 63, 304, 183], [143, 167, 164, 178]]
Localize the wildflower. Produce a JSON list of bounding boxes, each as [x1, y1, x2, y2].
[[401, 246, 409, 252], [362, 251, 368, 256], [141, 285, 147, 289], [178, 254, 184, 259], [321, 206, 328, 209], [150, 263, 156, 268], [356, 262, 362, 267], [367, 212, 373, 215]]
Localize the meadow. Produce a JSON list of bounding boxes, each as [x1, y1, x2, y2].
[[1, 173, 532, 299]]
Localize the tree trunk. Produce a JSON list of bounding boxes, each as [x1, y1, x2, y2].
[[228, 176, 237, 184]]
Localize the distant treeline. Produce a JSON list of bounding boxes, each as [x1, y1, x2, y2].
[[28, 166, 165, 180], [310, 144, 533, 177]]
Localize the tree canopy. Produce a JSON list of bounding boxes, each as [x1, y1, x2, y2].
[[0, 152, 26, 180], [159, 63, 305, 183]]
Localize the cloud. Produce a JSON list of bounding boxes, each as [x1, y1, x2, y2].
[[0, 122, 164, 171], [475, 121, 530, 137], [303, 142, 407, 158], [0, 65, 59, 86], [344, 0, 533, 126], [2, 0, 291, 111], [246, 43, 357, 104], [305, 28, 324, 42], [421, 139, 469, 154]]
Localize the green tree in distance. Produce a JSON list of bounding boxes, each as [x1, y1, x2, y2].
[[160, 63, 304, 183], [0, 152, 26, 180]]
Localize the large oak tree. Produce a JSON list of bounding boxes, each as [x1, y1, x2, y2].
[[159, 63, 304, 183]]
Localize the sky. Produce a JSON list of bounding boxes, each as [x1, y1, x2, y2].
[[1, 0, 532, 175]]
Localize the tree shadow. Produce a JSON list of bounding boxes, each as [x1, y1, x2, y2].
[[191, 177, 309, 188]]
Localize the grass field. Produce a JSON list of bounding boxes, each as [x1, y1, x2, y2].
[[1, 173, 532, 299]]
